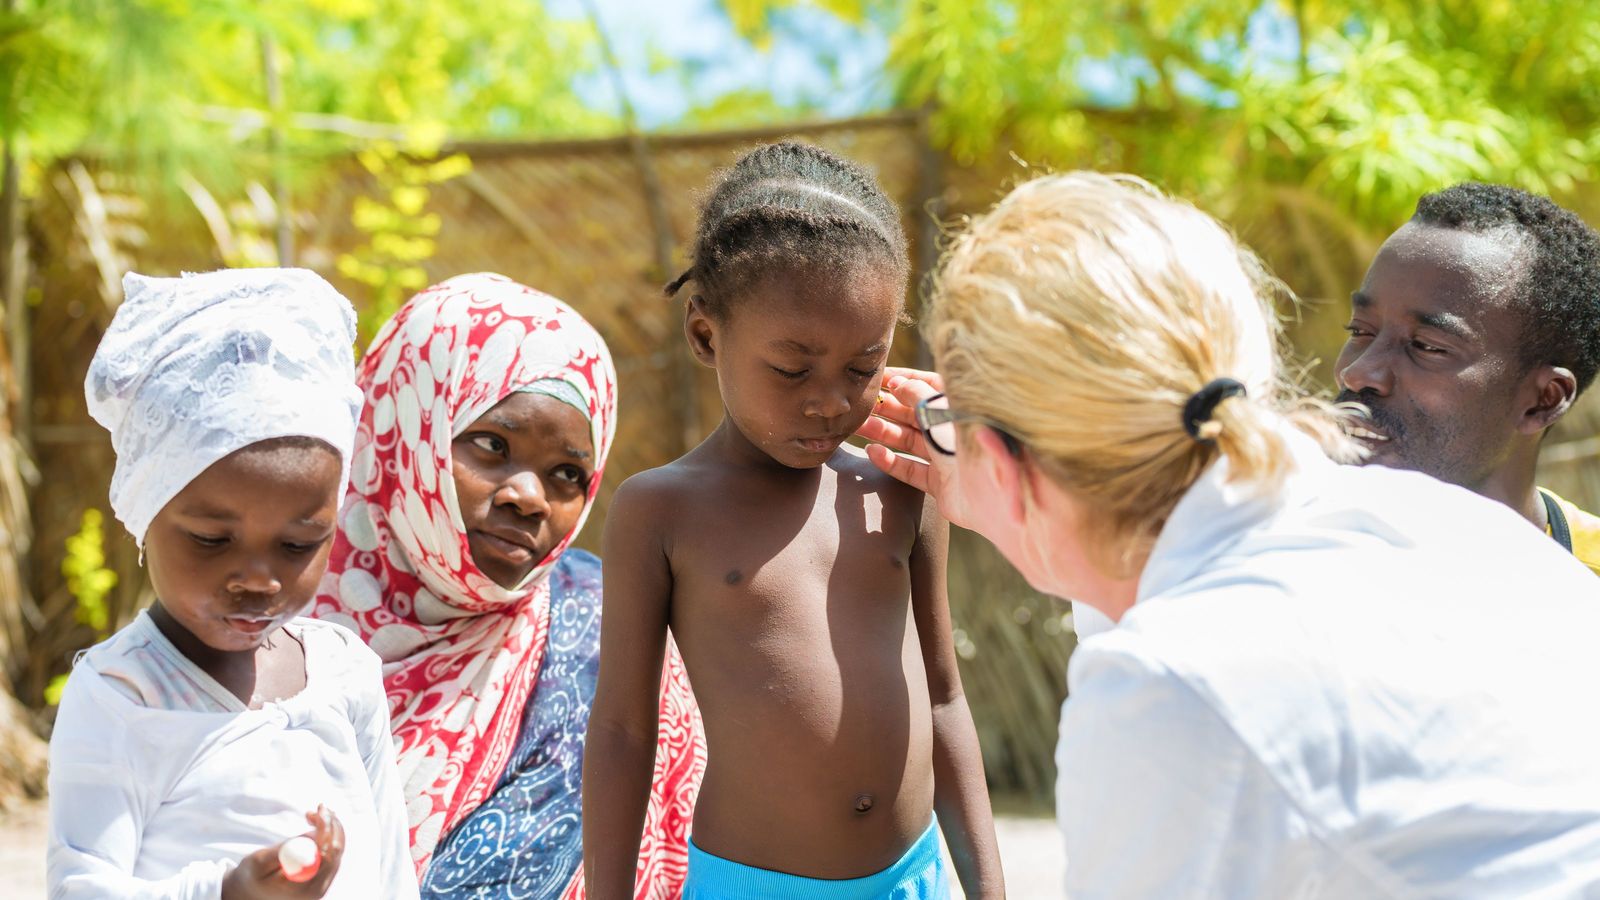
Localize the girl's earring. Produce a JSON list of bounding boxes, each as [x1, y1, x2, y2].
[[138, 547, 146, 568]]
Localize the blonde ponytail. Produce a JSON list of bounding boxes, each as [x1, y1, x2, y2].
[[927, 172, 1359, 575]]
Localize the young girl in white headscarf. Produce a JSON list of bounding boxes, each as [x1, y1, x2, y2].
[[47, 269, 418, 900]]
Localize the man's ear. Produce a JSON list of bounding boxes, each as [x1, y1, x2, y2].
[[972, 426, 1028, 528], [684, 295, 719, 368], [1521, 364, 1578, 435]]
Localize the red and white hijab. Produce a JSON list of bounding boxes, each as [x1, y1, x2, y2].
[[312, 273, 704, 892]]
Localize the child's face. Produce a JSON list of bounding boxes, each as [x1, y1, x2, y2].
[[693, 270, 901, 468], [144, 440, 343, 654], [451, 392, 594, 589]]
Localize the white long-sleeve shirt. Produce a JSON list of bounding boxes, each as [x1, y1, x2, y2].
[[48, 612, 418, 900], [1057, 431, 1600, 898]]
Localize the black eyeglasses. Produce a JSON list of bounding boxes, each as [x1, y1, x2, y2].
[[914, 393, 1022, 457]]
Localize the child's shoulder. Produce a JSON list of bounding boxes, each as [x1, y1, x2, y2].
[[610, 455, 714, 515], [292, 616, 379, 663], [67, 611, 171, 704], [51, 620, 163, 750], [54, 644, 131, 721], [76, 611, 153, 666], [292, 617, 387, 693], [290, 618, 391, 715], [831, 444, 930, 515]]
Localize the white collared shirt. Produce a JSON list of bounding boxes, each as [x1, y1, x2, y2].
[[1057, 432, 1600, 898]]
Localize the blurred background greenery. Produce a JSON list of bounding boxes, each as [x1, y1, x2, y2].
[[4, 0, 1600, 811]]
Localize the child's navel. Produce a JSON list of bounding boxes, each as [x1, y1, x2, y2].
[[853, 793, 875, 814], [724, 569, 743, 585]]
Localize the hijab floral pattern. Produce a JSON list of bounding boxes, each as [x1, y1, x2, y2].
[[313, 274, 704, 893]]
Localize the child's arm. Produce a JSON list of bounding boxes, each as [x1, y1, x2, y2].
[[48, 672, 234, 899], [348, 639, 422, 899], [909, 494, 1007, 898], [583, 476, 675, 900]]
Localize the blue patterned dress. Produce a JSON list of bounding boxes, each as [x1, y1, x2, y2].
[[419, 549, 604, 899]]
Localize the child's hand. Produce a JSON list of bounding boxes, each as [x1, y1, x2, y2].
[[221, 806, 346, 899]]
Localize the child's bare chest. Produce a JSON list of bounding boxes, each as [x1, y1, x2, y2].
[[668, 469, 918, 629]]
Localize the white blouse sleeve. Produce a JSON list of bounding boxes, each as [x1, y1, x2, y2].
[[347, 642, 420, 899], [47, 669, 234, 900], [1055, 642, 1314, 899]]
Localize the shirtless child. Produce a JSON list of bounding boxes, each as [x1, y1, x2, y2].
[[582, 142, 1004, 898]]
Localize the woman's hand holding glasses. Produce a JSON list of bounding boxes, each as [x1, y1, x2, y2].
[[857, 367, 974, 530]]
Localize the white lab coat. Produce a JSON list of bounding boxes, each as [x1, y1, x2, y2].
[[1057, 430, 1600, 898]]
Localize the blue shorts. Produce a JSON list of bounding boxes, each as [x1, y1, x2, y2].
[[683, 818, 950, 899]]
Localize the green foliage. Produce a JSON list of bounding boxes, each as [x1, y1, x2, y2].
[[62, 508, 116, 634], [338, 144, 471, 344], [42, 675, 66, 706], [3, 0, 611, 201], [722, 0, 874, 45], [279, 0, 608, 139], [46, 507, 118, 705], [934, 2, 1587, 220], [734, 1, 1600, 227], [669, 88, 815, 131], [8, 1, 282, 189], [0, 6, 85, 151]]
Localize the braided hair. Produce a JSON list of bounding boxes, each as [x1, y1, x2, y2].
[[665, 141, 909, 316]]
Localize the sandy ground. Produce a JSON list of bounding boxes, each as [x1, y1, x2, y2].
[[2, 799, 47, 898], [2, 798, 1064, 898], [976, 814, 1067, 897]]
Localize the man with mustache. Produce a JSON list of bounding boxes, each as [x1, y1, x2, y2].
[[1335, 181, 1600, 575]]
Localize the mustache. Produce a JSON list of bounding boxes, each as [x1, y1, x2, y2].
[[1334, 389, 1404, 438]]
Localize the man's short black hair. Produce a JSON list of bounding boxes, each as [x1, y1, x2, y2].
[[1414, 182, 1600, 393]]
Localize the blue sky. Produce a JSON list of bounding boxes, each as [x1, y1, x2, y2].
[[549, 0, 893, 128]]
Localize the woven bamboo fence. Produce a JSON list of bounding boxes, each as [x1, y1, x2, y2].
[[16, 112, 1600, 805]]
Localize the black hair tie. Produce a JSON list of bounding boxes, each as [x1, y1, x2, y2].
[[1182, 378, 1247, 441]]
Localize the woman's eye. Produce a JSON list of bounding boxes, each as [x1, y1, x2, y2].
[[1412, 340, 1445, 354], [188, 532, 229, 548], [1342, 323, 1372, 338], [848, 367, 878, 379], [470, 434, 507, 454], [553, 466, 591, 488], [771, 366, 806, 380]]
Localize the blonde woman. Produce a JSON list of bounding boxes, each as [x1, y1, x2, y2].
[[860, 173, 1600, 897]]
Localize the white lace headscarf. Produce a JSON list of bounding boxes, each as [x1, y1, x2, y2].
[[85, 268, 363, 546]]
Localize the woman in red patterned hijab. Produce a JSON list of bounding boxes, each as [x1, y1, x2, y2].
[[313, 273, 705, 898]]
